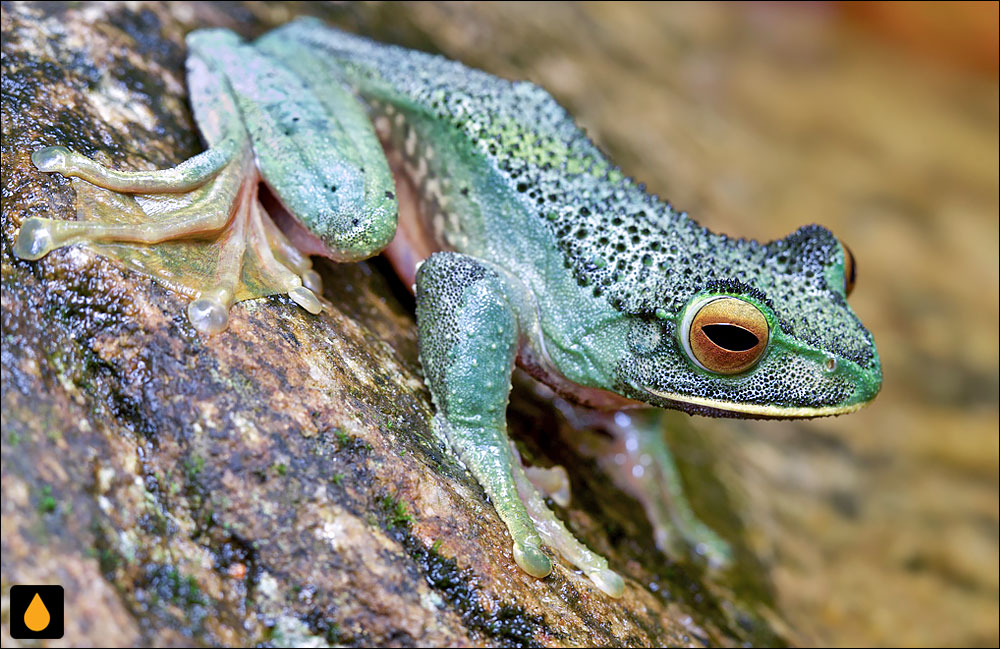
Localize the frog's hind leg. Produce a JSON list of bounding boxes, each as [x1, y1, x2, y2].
[[416, 252, 623, 597], [184, 168, 254, 334], [32, 141, 234, 193], [15, 143, 244, 261], [246, 198, 325, 316], [14, 139, 324, 334], [256, 202, 325, 299]]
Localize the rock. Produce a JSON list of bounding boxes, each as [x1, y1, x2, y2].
[[1, 2, 784, 646]]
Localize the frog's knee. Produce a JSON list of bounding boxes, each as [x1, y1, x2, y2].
[[308, 199, 397, 261]]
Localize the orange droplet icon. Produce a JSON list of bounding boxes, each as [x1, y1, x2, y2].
[[24, 592, 50, 632]]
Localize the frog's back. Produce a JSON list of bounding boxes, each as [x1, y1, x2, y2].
[[260, 18, 598, 161], [258, 20, 877, 376], [257, 19, 691, 305]]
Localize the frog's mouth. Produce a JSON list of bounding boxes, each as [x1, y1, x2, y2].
[[631, 385, 868, 420]]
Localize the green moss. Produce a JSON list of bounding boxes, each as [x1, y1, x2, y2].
[[144, 563, 208, 614], [380, 494, 412, 529], [184, 454, 205, 478], [37, 484, 57, 514]]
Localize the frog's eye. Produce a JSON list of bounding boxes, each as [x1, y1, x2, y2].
[[681, 296, 769, 375], [840, 240, 857, 297]]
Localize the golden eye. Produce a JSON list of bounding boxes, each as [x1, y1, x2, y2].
[[840, 239, 857, 297], [685, 297, 769, 375]]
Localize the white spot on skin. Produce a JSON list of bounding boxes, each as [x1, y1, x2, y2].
[[405, 127, 417, 157], [425, 177, 442, 205], [404, 159, 425, 186]]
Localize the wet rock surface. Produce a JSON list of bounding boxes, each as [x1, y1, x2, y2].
[[3, 2, 997, 648], [2, 3, 781, 646]]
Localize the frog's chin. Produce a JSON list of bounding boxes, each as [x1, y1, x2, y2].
[[633, 385, 868, 420]]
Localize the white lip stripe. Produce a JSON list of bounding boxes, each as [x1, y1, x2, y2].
[[641, 387, 866, 417]]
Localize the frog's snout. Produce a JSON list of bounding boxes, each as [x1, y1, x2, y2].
[[846, 346, 883, 408]]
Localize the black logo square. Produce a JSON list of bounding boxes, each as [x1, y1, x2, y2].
[[9, 585, 64, 639]]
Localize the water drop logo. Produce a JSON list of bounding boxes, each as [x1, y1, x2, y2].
[[9, 585, 64, 639], [24, 593, 51, 631]]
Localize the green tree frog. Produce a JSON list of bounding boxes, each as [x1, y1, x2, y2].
[[14, 18, 882, 598]]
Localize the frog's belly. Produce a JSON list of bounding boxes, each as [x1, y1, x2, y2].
[[382, 147, 440, 289]]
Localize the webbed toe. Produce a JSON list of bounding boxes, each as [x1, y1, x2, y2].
[[18, 141, 328, 334]]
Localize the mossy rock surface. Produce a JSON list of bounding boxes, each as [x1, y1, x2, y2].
[[1, 3, 785, 646]]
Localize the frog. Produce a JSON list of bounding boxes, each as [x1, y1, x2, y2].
[[13, 17, 882, 598]]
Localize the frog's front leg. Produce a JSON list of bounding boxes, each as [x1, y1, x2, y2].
[[416, 252, 624, 597], [562, 404, 731, 568]]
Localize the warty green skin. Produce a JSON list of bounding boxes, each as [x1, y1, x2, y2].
[[14, 17, 882, 598], [260, 19, 881, 417]]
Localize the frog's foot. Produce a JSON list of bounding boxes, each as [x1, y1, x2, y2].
[[15, 144, 324, 334], [559, 404, 732, 569], [510, 444, 624, 597], [521, 462, 571, 508], [416, 252, 624, 597]]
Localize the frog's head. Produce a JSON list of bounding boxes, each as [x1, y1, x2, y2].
[[617, 225, 881, 419]]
